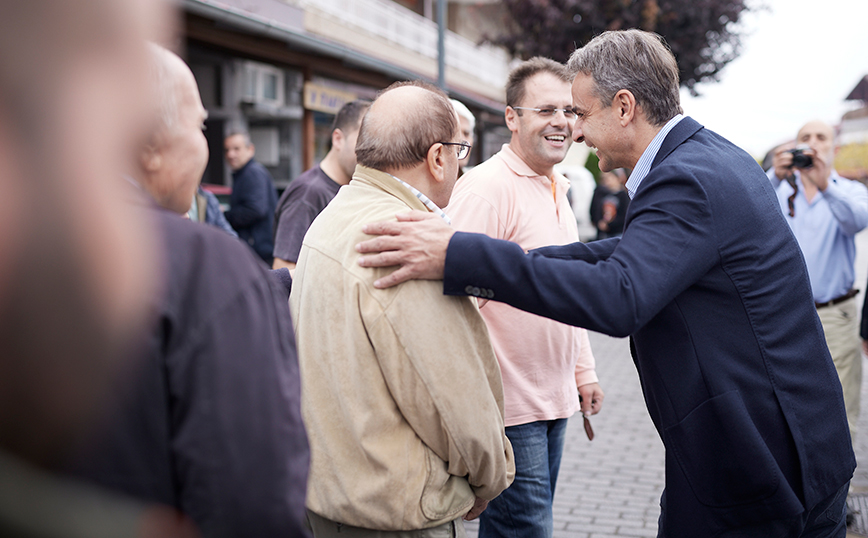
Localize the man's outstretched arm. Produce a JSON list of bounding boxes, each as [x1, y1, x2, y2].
[[356, 210, 616, 288]]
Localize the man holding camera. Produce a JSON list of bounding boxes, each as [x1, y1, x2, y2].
[[768, 120, 868, 448]]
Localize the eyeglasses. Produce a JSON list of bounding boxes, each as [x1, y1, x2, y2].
[[440, 141, 472, 160], [511, 106, 578, 119]]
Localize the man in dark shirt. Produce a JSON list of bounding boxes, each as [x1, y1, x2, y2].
[[273, 100, 370, 272], [71, 45, 309, 538], [224, 131, 278, 264], [589, 168, 629, 240]]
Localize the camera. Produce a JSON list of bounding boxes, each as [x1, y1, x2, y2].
[[788, 148, 813, 169]]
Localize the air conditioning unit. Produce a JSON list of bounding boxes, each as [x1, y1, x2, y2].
[[241, 61, 285, 106]]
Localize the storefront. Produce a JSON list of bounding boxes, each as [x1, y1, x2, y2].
[[182, 0, 508, 190]]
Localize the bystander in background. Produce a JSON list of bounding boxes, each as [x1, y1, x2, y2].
[[188, 185, 237, 237], [589, 168, 629, 240], [273, 100, 369, 273], [451, 98, 476, 176], [224, 131, 278, 264], [767, 121, 868, 456]]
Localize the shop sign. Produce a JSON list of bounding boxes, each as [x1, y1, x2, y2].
[[304, 82, 357, 114]]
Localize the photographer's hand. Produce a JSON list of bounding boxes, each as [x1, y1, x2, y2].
[[772, 142, 796, 180], [800, 148, 830, 191]]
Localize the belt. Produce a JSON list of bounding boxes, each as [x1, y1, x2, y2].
[[815, 288, 859, 309]]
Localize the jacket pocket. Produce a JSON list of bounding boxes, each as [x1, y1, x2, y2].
[[663, 390, 781, 508], [420, 447, 474, 522]]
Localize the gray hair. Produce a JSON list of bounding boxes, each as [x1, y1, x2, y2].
[[356, 80, 457, 171], [147, 43, 181, 135], [567, 30, 682, 126], [225, 130, 253, 147], [450, 99, 475, 132]]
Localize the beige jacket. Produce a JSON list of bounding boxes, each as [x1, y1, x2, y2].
[[289, 165, 514, 531]]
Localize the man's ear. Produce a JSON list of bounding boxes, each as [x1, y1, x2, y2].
[[140, 143, 162, 173], [426, 142, 447, 184], [504, 106, 520, 133], [331, 128, 345, 151], [613, 90, 636, 127]]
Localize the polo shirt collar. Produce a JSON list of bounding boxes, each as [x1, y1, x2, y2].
[[498, 144, 541, 178], [497, 144, 569, 187]]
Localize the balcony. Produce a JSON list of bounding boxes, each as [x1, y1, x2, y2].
[[296, 0, 510, 101]]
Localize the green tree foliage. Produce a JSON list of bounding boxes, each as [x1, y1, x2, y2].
[[490, 0, 754, 94]]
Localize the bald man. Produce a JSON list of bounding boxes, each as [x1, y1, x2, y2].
[[289, 80, 514, 537], [768, 121, 868, 447], [71, 45, 309, 538]]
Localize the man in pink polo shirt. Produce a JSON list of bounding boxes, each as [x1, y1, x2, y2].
[[446, 57, 604, 538]]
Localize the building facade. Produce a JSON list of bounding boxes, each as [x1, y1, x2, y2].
[[181, 0, 513, 189]]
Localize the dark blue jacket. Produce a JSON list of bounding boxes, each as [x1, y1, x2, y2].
[[444, 117, 854, 536], [226, 159, 278, 263]]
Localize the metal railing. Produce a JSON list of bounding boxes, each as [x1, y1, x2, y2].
[[299, 0, 509, 87]]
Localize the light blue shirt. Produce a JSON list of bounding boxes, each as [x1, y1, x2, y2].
[[625, 114, 685, 199], [767, 168, 868, 302]]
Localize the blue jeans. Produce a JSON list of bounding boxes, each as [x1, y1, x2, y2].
[[478, 418, 568, 538]]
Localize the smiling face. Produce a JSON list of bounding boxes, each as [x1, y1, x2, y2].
[[505, 71, 574, 177], [570, 73, 627, 173]]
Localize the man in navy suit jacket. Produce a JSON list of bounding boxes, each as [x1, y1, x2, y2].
[[356, 30, 854, 537]]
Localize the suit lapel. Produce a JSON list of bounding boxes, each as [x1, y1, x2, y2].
[[651, 116, 703, 169]]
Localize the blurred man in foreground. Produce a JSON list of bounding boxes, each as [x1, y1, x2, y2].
[[0, 1, 199, 536], [71, 45, 310, 538], [273, 99, 370, 273], [290, 81, 514, 537], [356, 30, 854, 537]]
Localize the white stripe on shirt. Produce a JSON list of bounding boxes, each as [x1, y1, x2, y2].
[[388, 174, 452, 225], [625, 114, 685, 199]]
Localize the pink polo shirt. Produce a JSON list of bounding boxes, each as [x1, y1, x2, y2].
[[446, 144, 598, 427]]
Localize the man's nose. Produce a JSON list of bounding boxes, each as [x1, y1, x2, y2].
[[550, 110, 569, 127], [571, 123, 584, 143]]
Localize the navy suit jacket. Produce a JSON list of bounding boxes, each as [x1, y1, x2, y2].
[[444, 117, 854, 535]]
